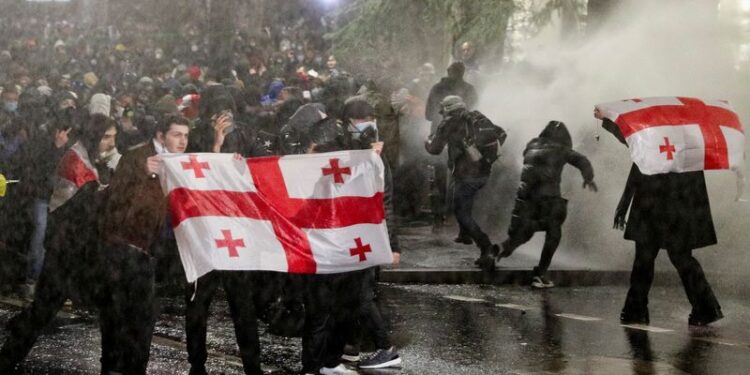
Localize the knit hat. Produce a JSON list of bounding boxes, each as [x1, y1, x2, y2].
[[439, 95, 466, 114], [89, 93, 111, 116], [153, 94, 178, 114], [188, 65, 202, 80]]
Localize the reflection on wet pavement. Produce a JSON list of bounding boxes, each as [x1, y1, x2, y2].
[[1, 284, 750, 374]]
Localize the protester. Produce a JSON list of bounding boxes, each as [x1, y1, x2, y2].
[[97, 114, 190, 374], [425, 95, 502, 271], [424, 62, 478, 230], [496, 121, 597, 288], [0, 114, 118, 373], [596, 110, 723, 326]]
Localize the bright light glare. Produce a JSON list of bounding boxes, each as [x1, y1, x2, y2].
[[742, 0, 750, 12]]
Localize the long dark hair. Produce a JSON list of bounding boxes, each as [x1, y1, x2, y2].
[[80, 113, 116, 157]]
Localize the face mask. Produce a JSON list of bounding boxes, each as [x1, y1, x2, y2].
[[350, 121, 377, 141], [3, 101, 17, 113], [191, 45, 199, 52]]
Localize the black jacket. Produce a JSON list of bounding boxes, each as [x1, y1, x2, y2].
[[603, 119, 717, 250], [425, 77, 477, 124], [425, 109, 490, 179], [16, 129, 66, 200], [517, 122, 594, 200], [619, 164, 716, 250]]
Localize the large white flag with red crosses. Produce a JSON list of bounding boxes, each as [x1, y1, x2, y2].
[[595, 97, 745, 175], [161, 150, 393, 282]]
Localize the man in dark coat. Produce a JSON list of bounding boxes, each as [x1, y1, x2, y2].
[[425, 95, 499, 271], [597, 112, 723, 326], [496, 121, 597, 288], [425, 62, 478, 131]]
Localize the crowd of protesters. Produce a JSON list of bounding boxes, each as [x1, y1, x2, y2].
[[0, 3, 730, 374], [0, 8, 438, 375]]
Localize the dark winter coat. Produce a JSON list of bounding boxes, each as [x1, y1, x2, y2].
[[618, 164, 717, 250], [517, 122, 594, 200], [603, 119, 717, 250], [15, 127, 66, 200], [425, 108, 490, 179], [424, 77, 478, 124]]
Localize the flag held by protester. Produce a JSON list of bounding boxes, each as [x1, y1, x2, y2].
[[161, 151, 393, 282], [596, 97, 745, 175]]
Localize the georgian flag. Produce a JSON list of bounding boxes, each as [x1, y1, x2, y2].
[[595, 97, 745, 175], [161, 150, 393, 282]]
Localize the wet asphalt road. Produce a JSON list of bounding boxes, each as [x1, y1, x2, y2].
[[1, 283, 750, 374]]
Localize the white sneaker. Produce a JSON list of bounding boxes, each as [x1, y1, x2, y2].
[[319, 363, 357, 375], [531, 275, 554, 289]]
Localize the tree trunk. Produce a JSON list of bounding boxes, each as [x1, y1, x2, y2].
[[586, 0, 618, 33], [207, 0, 236, 75]]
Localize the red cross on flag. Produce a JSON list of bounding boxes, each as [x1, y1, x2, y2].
[[160, 151, 393, 282], [595, 97, 745, 175]]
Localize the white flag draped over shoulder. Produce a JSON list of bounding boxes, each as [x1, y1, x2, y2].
[[160, 150, 393, 283], [595, 97, 745, 175]]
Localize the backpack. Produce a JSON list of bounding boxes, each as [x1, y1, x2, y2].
[[463, 110, 507, 164]]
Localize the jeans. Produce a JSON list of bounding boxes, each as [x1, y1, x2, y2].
[[27, 199, 49, 282], [453, 176, 491, 251]]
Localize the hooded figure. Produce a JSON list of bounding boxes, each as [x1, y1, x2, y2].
[[279, 103, 330, 155], [600, 117, 722, 326], [88, 93, 111, 117], [497, 121, 597, 287]]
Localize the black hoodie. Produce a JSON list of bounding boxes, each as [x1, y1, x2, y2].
[[517, 121, 594, 199]]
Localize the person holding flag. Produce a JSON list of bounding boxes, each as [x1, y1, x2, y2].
[[594, 97, 733, 326], [98, 114, 191, 374]]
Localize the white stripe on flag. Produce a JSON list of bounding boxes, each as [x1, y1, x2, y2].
[[306, 223, 393, 274], [723, 126, 745, 171], [162, 153, 256, 194], [174, 216, 288, 282], [279, 150, 384, 199], [627, 124, 705, 174]]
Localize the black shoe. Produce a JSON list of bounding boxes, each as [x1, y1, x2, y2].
[[454, 236, 473, 245], [480, 244, 500, 271], [497, 243, 513, 259], [689, 309, 724, 326], [620, 310, 650, 325], [358, 347, 402, 369]]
